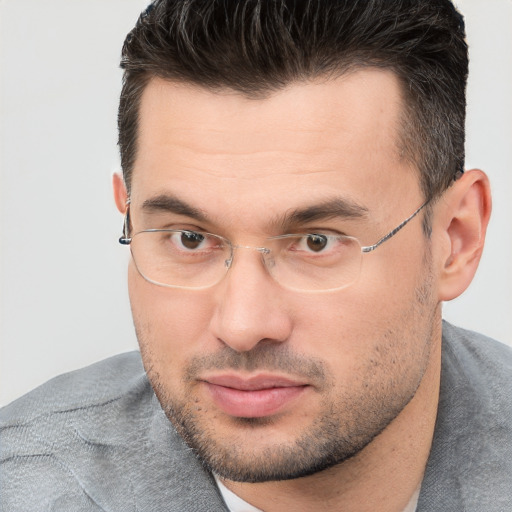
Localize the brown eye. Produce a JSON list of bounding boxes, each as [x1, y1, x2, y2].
[[180, 231, 205, 250], [306, 234, 328, 252]]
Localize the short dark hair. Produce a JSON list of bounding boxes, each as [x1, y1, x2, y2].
[[118, 0, 468, 202]]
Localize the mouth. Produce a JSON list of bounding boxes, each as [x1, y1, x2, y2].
[[200, 374, 309, 418]]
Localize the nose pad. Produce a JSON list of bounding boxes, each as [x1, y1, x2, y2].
[[261, 250, 276, 271]]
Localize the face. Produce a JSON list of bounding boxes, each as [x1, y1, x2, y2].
[[123, 70, 440, 482]]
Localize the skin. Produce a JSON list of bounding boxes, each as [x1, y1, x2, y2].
[[114, 69, 491, 511]]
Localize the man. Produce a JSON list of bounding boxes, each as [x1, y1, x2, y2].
[[1, 0, 511, 510]]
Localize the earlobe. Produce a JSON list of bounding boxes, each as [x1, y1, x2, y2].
[[438, 169, 492, 301], [113, 172, 128, 214]]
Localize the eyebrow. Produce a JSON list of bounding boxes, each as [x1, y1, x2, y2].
[[141, 194, 208, 222], [139, 193, 368, 230], [279, 197, 369, 228]]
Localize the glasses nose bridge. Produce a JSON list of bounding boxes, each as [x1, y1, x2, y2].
[[225, 242, 272, 269]]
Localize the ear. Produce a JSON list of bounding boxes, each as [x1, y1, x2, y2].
[[437, 169, 492, 301], [113, 172, 128, 214]]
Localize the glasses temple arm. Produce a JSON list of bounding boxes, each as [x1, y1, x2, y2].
[[119, 202, 132, 245], [361, 201, 428, 253]]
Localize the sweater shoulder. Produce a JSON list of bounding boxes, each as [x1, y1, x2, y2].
[[0, 351, 146, 426]]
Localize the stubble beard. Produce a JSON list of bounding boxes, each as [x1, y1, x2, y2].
[[136, 264, 437, 483]]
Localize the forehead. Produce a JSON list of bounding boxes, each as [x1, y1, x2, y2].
[[131, 70, 418, 225]]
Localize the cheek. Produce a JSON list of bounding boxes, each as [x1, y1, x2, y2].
[[292, 290, 395, 349], [128, 263, 216, 368], [290, 276, 431, 379]]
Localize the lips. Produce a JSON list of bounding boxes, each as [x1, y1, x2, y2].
[[202, 374, 308, 418]]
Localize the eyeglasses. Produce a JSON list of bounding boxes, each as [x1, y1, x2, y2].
[[119, 201, 428, 292]]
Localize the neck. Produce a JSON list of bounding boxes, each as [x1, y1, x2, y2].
[[222, 321, 442, 512]]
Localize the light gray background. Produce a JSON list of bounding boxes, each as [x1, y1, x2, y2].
[[1, 0, 511, 406]]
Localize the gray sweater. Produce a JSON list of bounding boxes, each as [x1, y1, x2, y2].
[[1, 322, 511, 511]]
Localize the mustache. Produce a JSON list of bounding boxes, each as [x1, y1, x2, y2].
[[184, 343, 327, 385]]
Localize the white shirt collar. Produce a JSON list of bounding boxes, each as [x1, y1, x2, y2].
[[215, 475, 420, 512], [215, 476, 263, 512]]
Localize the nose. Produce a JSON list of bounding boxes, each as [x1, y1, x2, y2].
[[209, 249, 293, 352]]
